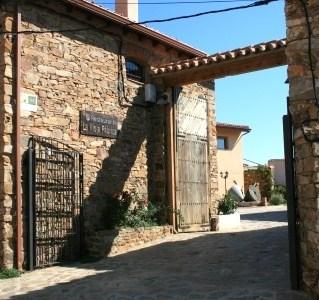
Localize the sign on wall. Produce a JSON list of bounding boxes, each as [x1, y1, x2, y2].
[[21, 92, 38, 112], [80, 111, 118, 139]]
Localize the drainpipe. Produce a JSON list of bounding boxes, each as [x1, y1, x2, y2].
[[15, 4, 22, 271]]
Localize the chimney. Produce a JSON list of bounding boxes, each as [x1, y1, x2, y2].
[[115, 0, 138, 22]]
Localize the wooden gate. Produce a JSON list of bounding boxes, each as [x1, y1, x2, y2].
[[175, 92, 210, 232]]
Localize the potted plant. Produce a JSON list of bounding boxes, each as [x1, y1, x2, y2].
[[216, 194, 240, 231]]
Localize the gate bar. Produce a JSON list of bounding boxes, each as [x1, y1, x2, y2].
[[79, 153, 84, 257], [283, 97, 300, 290], [27, 145, 35, 271]]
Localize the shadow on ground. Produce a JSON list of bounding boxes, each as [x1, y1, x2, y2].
[[240, 210, 288, 223], [6, 211, 309, 300]]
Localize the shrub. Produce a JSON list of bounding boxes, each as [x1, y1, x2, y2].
[[120, 202, 158, 228], [102, 191, 162, 229], [256, 165, 273, 198], [273, 185, 287, 200], [0, 268, 21, 280], [103, 192, 131, 229], [270, 192, 286, 205], [218, 194, 238, 215]]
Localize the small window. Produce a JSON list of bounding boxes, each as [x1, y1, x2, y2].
[[217, 137, 228, 150], [125, 59, 144, 82]]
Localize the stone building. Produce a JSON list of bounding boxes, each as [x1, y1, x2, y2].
[[0, 0, 218, 270], [268, 158, 286, 186], [216, 122, 251, 197], [1, 0, 319, 298]]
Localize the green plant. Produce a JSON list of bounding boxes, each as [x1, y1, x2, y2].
[[103, 191, 132, 229], [270, 192, 286, 205], [256, 165, 274, 198], [0, 268, 21, 280], [218, 194, 238, 215], [153, 203, 184, 225], [273, 185, 287, 200], [102, 191, 163, 229], [120, 201, 158, 228]]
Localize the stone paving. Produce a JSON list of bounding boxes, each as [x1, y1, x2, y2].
[[0, 205, 311, 300]]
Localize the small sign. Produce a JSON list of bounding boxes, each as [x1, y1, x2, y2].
[[21, 93, 38, 112], [80, 111, 118, 139]]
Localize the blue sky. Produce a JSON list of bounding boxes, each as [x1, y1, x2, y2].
[[97, 0, 287, 164]]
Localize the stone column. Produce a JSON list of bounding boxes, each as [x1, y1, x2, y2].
[[207, 81, 219, 215], [0, 3, 15, 269], [286, 0, 319, 297]]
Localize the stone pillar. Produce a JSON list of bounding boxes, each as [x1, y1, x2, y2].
[[0, 3, 15, 269], [286, 0, 319, 297], [207, 81, 219, 215]]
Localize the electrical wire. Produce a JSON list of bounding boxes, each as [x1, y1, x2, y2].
[[94, 0, 264, 4], [243, 158, 263, 166], [0, 0, 279, 35], [130, 0, 279, 25], [9, 0, 280, 4]]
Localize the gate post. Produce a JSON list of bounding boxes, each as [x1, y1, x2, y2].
[[283, 100, 300, 290], [79, 153, 84, 257], [286, 0, 319, 295]]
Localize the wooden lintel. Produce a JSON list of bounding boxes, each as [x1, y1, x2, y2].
[[152, 48, 287, 86]]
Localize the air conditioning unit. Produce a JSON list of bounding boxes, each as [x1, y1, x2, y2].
[[145, 83, 156, 103]]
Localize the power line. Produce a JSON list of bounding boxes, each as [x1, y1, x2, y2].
[[0, 0, 279, 35], [243, 159, 264, 166], [130, 0, 280, 25], [94, 0, 261, 4]]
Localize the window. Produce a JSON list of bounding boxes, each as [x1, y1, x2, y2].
[[125, 59, 144, 82], [217, 137, 228, 150]]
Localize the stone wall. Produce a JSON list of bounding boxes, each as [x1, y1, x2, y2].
[[88, 225, 173, 257], [244, 168, 273, 198], [17, 3, 171, 250], [0, 3, 15, 269], [0, 2, 217, 269], [207, 82, 219, 214], [286, 0, 319, 297]]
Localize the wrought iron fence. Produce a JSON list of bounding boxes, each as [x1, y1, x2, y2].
[[27, 136, 83, 269]]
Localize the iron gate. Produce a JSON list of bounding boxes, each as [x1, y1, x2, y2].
[[283, 98, 301, 290], [27, 137, 83, 269]]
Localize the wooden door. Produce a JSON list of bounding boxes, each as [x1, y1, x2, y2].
[[175, 93, 210, 232]]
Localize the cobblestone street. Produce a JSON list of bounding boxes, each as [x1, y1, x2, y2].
[[0, 206, 310, 300]]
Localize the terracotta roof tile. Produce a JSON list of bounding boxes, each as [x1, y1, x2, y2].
[[151, 39, 286, 76]]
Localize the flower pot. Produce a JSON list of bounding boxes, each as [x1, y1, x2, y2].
[[217, 212, 240, 231]]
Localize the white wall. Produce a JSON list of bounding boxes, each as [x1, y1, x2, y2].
[[217, 127, 245, 198], [268, 159, 286, 186]]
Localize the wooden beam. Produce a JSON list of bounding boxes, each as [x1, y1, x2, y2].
[[166, 95, 176, 231], [152, 48, 287, 86]]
